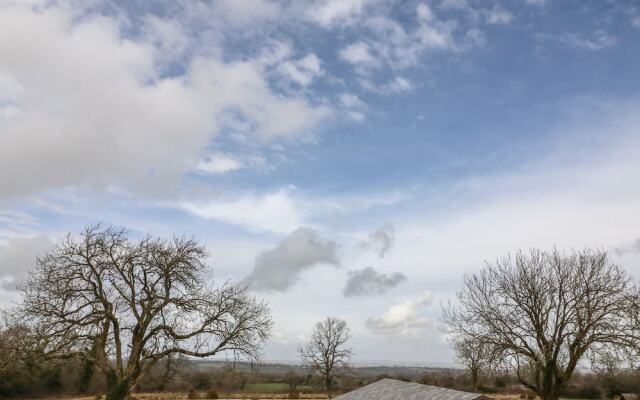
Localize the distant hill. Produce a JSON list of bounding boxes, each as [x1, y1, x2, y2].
[[189, 359, 462, 380]]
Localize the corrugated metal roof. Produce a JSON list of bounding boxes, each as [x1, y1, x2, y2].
[[334, 379, 487, 400]]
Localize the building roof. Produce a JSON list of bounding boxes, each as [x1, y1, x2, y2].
[[334, 379, 489, 400]]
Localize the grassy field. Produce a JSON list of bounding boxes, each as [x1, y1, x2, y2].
[[244, 383, 314, 393], [59, 392, 328, 400]]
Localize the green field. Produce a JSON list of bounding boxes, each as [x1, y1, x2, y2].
[[244, 383, 314, 393]]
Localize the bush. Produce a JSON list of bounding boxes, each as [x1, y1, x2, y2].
[[288, 390, 300, 399], [564, 381, 602, 399], [187, 389, 198, 399], [206, 390, 219, 399], [478, 385, 495, 393], [494, 376, 507, 388]]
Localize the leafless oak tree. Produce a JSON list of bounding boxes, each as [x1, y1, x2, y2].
[[17, 225, 272, 400], [300, 316, 352, 391], [450, 334, 494, 391], [443, 249, 639, 400]]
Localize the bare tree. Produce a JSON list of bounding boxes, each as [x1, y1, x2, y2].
[[17, 225, 272, 400], [450, 334, 493, 391], [443, 249, 639, 400], [0, 317, 11, 372], [0, 315, 37, 373], [300, 317, 352, 391]]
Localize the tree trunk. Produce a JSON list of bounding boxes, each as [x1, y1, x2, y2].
[[538, 392, 560, 400], [105, 371, 131, 400], [471, 368, 479, 392], [536, 382, 561, 400]]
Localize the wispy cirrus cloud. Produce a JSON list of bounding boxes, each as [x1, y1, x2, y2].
[[537, 30, 617, 51], [179, 189, 303, 234]]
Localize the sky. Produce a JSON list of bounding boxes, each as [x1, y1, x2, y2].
[[1, 0, 640, 365]]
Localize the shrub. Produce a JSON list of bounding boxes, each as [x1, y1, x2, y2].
[[206, 389, 219, 399], [288, 390, 300, 399], [187, 389, 198, 399], [494, 376, 507, 388], [478, 385, 495, 393]]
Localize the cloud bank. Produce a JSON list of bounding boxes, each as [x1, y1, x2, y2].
[[0, 3, 328, 199]]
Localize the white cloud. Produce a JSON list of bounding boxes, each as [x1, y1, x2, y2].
[[483, 6, 513, 25], [179, 188, 303, 233], [256, 41, 294, 67], [416, 3, 435, 21], [183, 0, 282, 29], [339, 41, 380, 72], [465, 28, 487, 48], [141, 15, 190, 63], [188, 57, 330, 139], [242, 227, 340, 292], [339, 93, 368, 121], [197, 152, 243, 174], [358, 76, 414, 94], [277, 53, 325, 86], [342, 2, 463, 77], [365, 292, 433, 335], [0, 3, 329, 199], [439, 0, 470, 11], [308, 0, 372, 27], [414, 23, 455, 51], [385, 76, 413, 93], [414, 3, 456, 50], [525, 0, 549, 6], [339, 93, 367, 110], [557, 30, 617, 50]]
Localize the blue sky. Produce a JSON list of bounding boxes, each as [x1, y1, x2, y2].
[[1, 0, 640, 364]]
